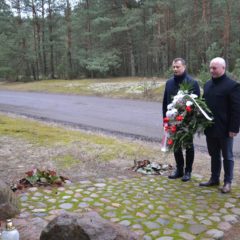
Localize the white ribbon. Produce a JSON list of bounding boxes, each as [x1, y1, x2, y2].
[[185, 94, 213, 121]]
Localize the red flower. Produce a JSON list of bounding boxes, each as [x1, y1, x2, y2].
[[167, 139, 173, 145], [176, 115, 183, 121], [164, 125, 169, 131], [171, 125, 177, 133], [163, 117, 170, 123], [186, 106, 192, 112], [25, 170, 34, 177]]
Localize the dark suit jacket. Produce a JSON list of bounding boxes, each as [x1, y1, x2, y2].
[[204, 73, 240, 137], [162, 73, 200, 117]]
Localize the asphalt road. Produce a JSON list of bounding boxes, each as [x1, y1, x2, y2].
[[0, 90, 239, 155]]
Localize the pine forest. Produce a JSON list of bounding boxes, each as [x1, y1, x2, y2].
[[0, 0, 240, 81]]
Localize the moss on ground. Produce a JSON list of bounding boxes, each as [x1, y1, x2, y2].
[[53, 154, 80, 168]]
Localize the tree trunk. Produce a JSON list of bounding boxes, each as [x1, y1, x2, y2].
[[31, 0, 40, 80], [41, 0, 47, 77], [202, 0, 211, 61], [85, 0, 92, 77], [15, 0, 29, 80], [127, 30, 135, 76], [223, 0, 231, 64], [48, 0, 55, 79], [65, 0, 73, 79]]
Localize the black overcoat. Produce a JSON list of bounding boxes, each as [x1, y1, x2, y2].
[[204, 74, 240, 137]]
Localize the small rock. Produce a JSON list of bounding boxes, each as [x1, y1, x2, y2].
[[0, 179, 20, 220]]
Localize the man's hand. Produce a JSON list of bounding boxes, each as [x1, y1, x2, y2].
[[229, 132, 238, 138]]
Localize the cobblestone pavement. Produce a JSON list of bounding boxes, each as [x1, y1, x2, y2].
[[14, 174, 240, 240]]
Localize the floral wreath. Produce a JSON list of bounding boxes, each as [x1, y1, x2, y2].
[[161, 83, 213, 152]]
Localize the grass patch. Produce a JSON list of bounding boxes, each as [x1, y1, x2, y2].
[[0, 77, 166, 101], [53, 154, 80, 168], [0, 114, 161, 163]]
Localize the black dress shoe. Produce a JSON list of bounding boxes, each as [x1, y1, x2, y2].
[[220, 183, 231, 193], [182, 172, 191, 182], [199, 178, 220, 187], [168, 169, 183, 179]]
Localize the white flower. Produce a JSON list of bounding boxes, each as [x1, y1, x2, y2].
[[166, 108, 178, 118], [166, 111, 172, 118], [167, 103, 173, 110], [172, 98, 178, 104], [190, 94, 198, 99], [174, 93, 184, 101], [177, 90, 184, 95], [171, 108, 178, 115], [186, 101, 193, 106]]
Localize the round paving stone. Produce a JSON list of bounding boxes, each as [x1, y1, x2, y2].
[[28, 205, 43, 211], [65, 190, 74, 194], [90, 193, 99, 198], [179, 232, 196, 240], [144, 221, 160, 229], [189, 224, 207, 235], [218, 222, 232, 231], [150, 230, 160, 237], [143, 235, 152, 240], [231, 208, 240, 215], [62, 196, 71, 199], [206, 229, 224, 239], [33, 192, 43, 197], [119, 220, 131, 226], [59, 203, 73, 209], [94, 183, 106, 187], [28, 187, 38, 192], [136, 212, 147, 218], [172, 223, 184, 230], [222, 214, 238, 223], [78, 202, 89, 208], [33, 212, 48, 217], [82, 197, 94, 202], [20, 195, 28, 201], [156, 218, 170, 226], [163, 229, 174, 235], [132, 224, 142, 229], [201, 219, 212, 225], [104, 212, 116, 217], [74, 193, 83, 198], [93, 202, 104, 207], [209, 216, 221, 222]]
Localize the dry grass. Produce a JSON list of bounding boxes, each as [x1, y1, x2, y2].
[[0, 77, 166, 101]]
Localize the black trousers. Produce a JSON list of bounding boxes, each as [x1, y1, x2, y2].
[[174, 143, 194, 173], [206, 136, 234, 184]]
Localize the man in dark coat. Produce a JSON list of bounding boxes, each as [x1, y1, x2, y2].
[[162, 58, 200, 181], [199, 57, 240, 193]]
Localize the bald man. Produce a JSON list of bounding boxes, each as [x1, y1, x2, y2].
[[199, 57, 240, 193]]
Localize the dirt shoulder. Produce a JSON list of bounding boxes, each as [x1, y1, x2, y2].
[[0, 115, 239, 185]]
